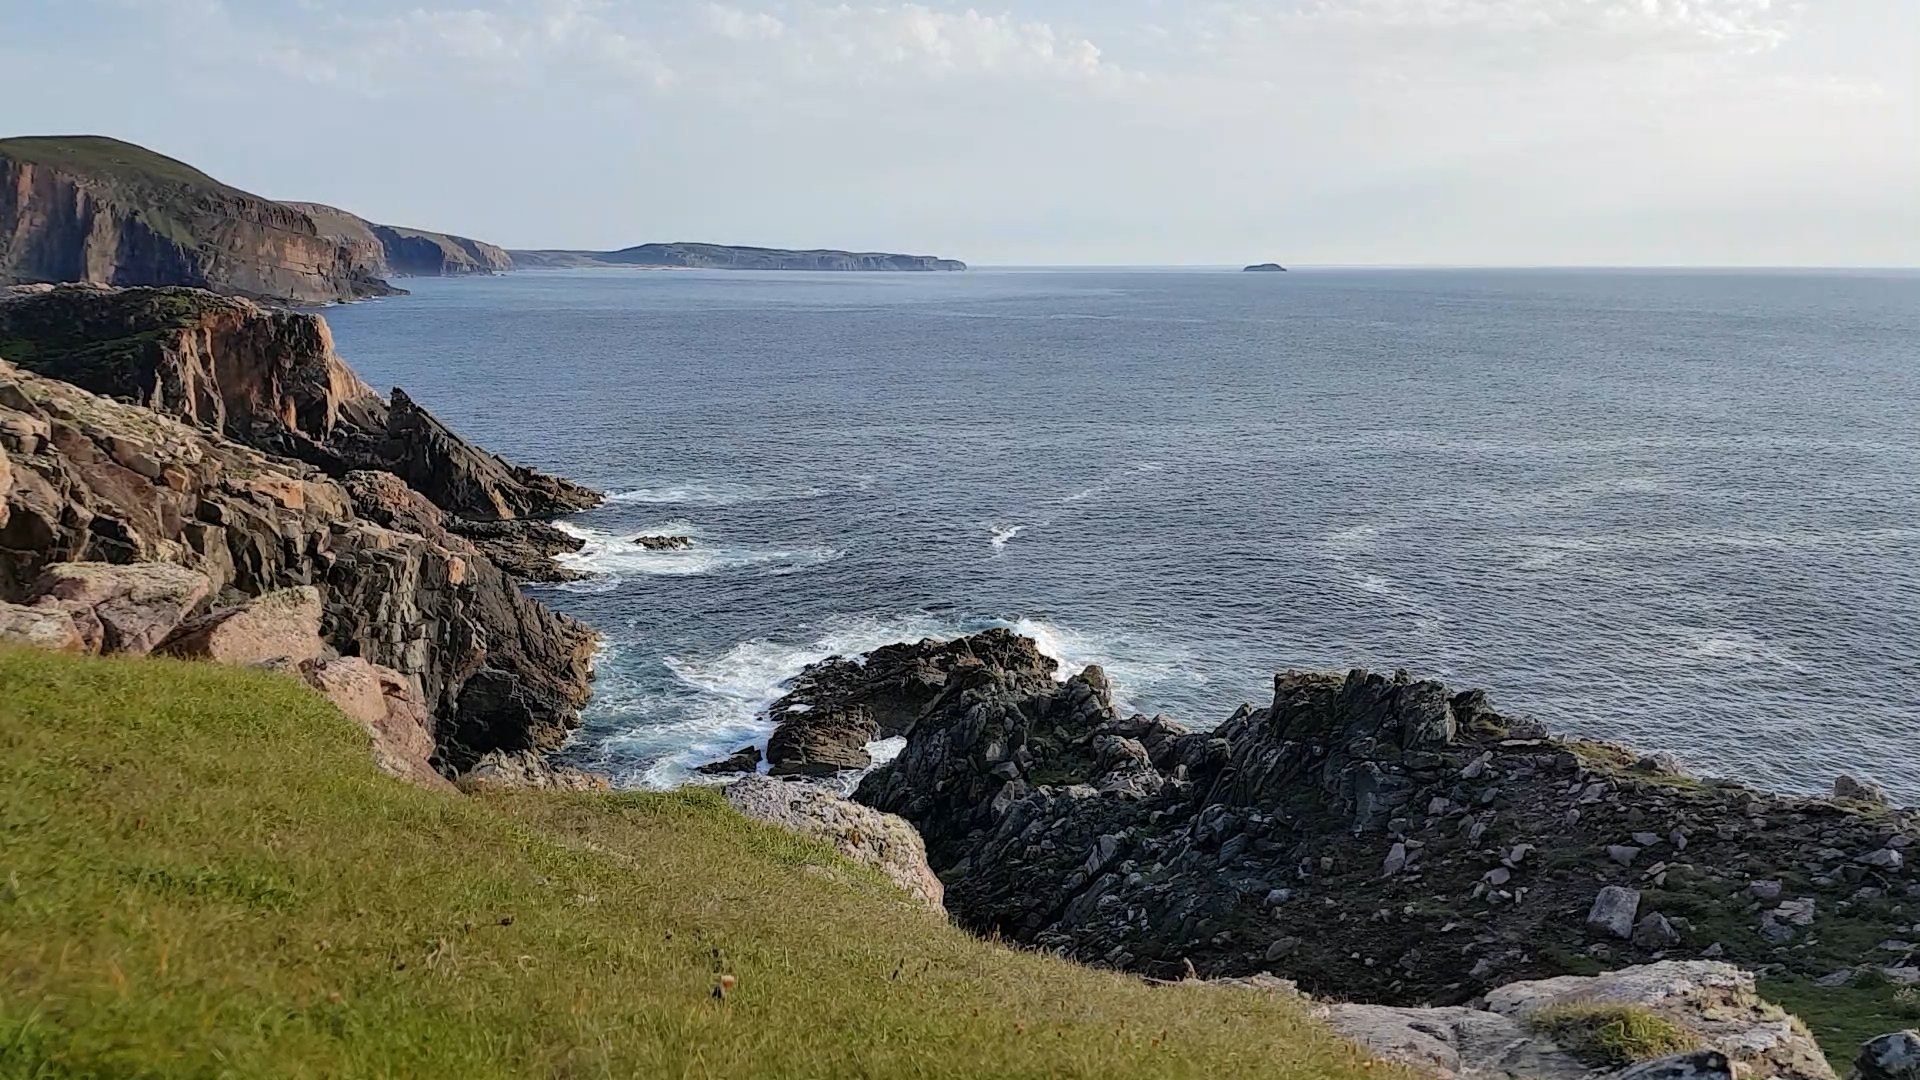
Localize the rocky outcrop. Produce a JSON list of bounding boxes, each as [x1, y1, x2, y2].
[[287, 202, 512, 280], [632, 534, 693, 551], [458, 749, 610, 793], [763, 628, 1057, 777], [811, 632, 1920, 1023], [299, 655, 453, 792], [724, 775, 945, 912], [1244, 263, 1289, 272], [0, 284, 599, 578], [0, 356, 596, 770], [0, 136, 395, 304], [510, 242, 966, 272]]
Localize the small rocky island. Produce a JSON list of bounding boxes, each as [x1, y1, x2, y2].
[[1244, 262, 1289, 272]]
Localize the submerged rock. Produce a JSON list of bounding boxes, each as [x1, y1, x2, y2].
[[696, 745, 763, 775]]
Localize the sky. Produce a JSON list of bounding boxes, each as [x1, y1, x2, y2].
[[1, 0, 1915, 265]]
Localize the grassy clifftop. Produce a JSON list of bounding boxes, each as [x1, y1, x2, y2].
[[0, 646, 1398, 1079]]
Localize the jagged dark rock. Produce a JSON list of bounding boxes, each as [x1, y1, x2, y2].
[[762, 629, 1057, 777], [632, 534, 693, 551], [696, 745, 763, 775], [819, 631, 1920, 1011]]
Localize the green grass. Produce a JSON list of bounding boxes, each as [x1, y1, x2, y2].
[[0, 646, 1402, 1079], [1530, 1004, 1703, 1068], [1765, 975, 1920, 1071]]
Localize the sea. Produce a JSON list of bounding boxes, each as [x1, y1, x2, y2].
[[323, 267, 1920, 802]]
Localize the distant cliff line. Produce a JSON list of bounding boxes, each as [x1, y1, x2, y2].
[[0, 134, 967, 305], [510, 242, 966, 273]]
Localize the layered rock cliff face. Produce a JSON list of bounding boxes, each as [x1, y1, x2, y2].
[[756, 632, 1918, 1020], [289, 202, 512, 279], [0, 136, 394, 304], [0, 285, 603, 769], [510, 242, 966, 272]]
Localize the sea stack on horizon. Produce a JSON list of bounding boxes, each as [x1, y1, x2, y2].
[[1243, 262, 1288, 272]]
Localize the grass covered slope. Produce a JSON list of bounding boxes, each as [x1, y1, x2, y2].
[[0, 646, 1401, 1079]]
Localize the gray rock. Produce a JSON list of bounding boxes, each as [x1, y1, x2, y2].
[[1860, 849, 1906, 870], [1610, 844, 1644, 866], [1614, 1050, 1734, 1080], [1835, 775, 1892, 807], [1853, 1031, 1920, 1080], [725, 775, 943, 912], [1588, 886, 1642, 940], [1634, 912, 1682, 949]]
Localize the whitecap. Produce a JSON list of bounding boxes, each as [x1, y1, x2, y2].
[[553, 522, 840, 581], [990, 524, 1026, 550], [607, 481, 827, 507]]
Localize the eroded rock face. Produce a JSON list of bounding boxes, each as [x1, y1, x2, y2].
[[0, 358, 595, 769], [725, 775, 944, 912], [828, 632, 1920, 1009], [300, 656, 452, 792], [0, 285, 600, 580], [0, 137, 392, 304], [0, 599, 84, 652], [287, 202, 511, 280]]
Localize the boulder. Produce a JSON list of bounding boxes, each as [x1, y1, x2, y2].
[[28, 562, 211, 655], [1315, 1002, 1588, 1080], [1486, 961, 1835, 1080], [459, 749, 611, 793], [696, 745, 763, 775], [1854, 1032, 1920, 1080], [157, 586, 324, 667], [299, 656, 452, 792], [1836, 775, 1892, 807], [0, 600, 84, 652], [725, 775, 943, 912], [632, 534, 693, 551], [1588, 887, 1643, 940]]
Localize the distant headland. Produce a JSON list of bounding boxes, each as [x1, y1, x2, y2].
[[0, 134, 967, 304], [1243, 262, 1288, 272]]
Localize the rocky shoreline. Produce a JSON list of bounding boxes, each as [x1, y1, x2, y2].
[[718, 630, 1918, 1074], [2, 280, 1915, 1077]]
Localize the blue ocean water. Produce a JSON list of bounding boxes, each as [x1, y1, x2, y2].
[[324, 267, 1920, 800]]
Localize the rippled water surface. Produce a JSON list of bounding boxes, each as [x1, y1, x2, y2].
[[325, 267, 1920, 799]]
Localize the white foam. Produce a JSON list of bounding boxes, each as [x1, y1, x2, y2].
[[990, 524, 1026, 550], [607, 481, 827, 507], [553, 522, 839, 581]]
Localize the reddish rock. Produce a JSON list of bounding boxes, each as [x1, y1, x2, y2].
[[300, 656, 453, 792], [157, 585, 324, 667], [28, 561, 211, 655], [0, 599, 84, 652]]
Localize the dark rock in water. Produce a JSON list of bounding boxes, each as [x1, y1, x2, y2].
[[762, 628, 1058, 777], [823, 631, 1920, 1007], [1243, 263, 1288, 272], [696, 745, 763, 776], [632, 534, 694, 551]]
